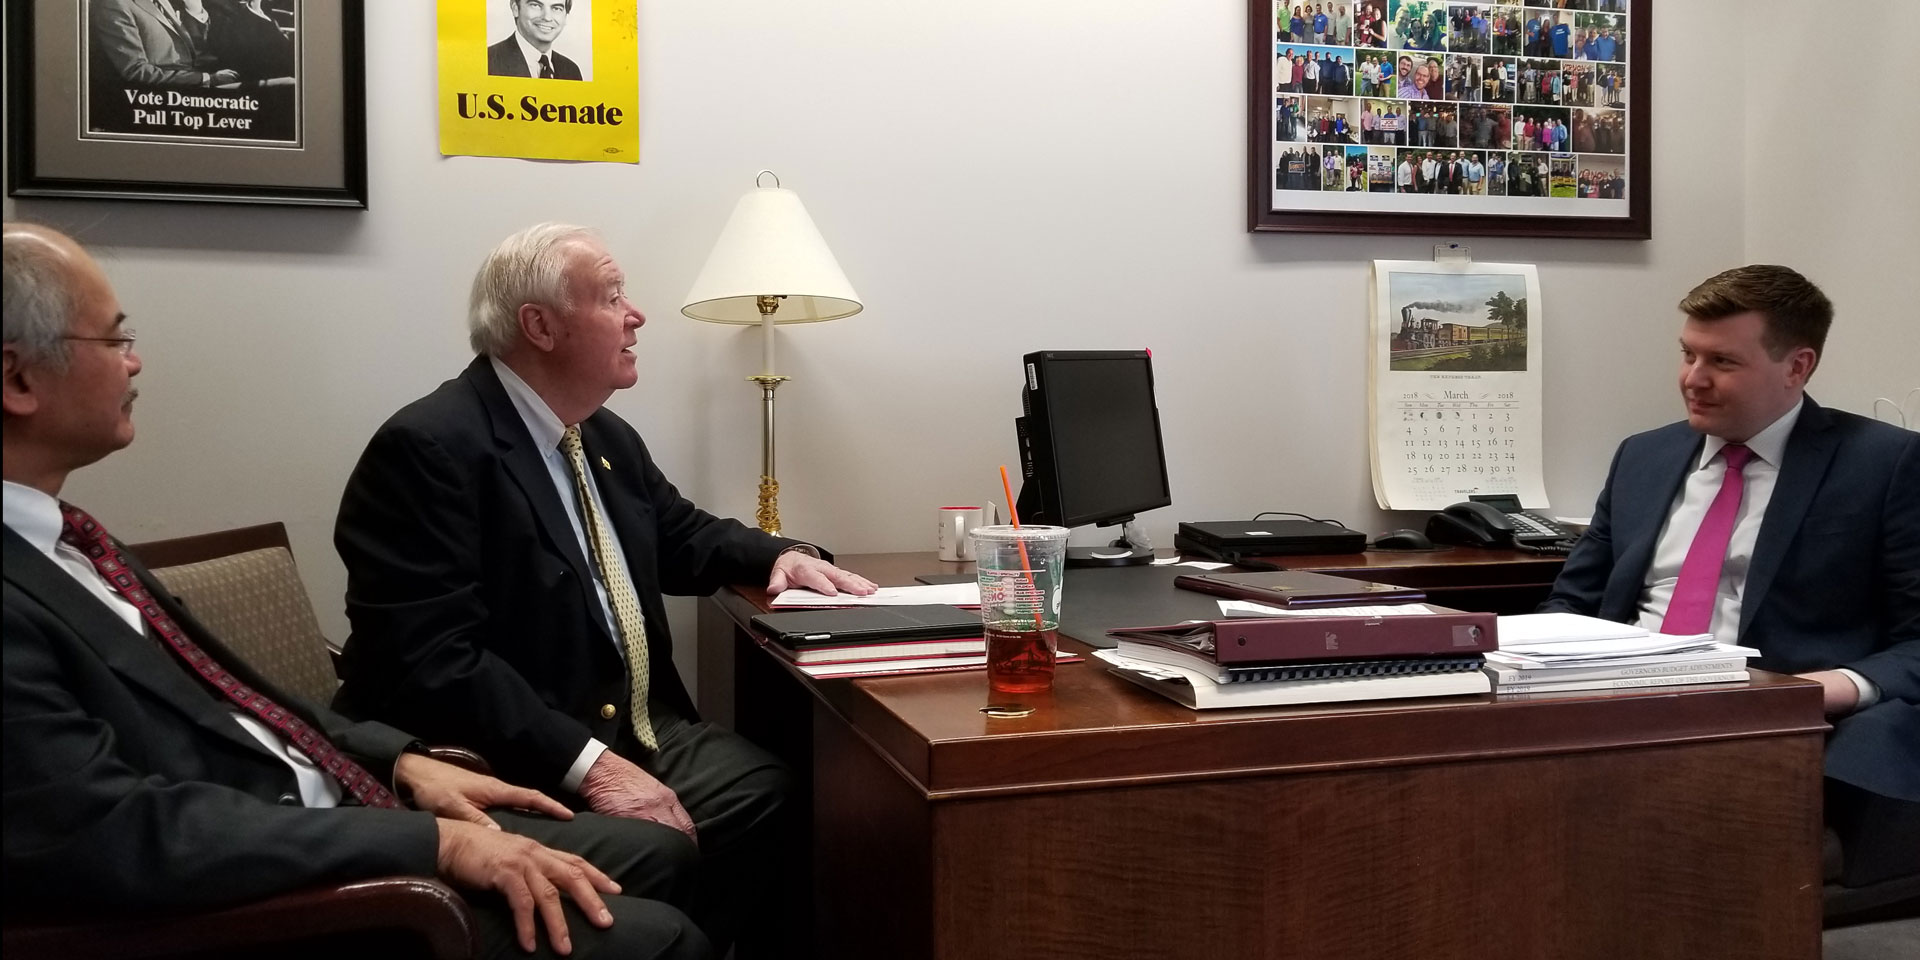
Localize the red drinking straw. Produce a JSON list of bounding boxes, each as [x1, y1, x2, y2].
[[999, 465, 1045, 632]]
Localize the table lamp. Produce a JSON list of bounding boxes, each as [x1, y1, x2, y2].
[[681, 171, 862, 536]]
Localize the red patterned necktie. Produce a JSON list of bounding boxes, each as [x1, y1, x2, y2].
[[1660, 444, 1754, 636], [58, 503, 399, 809]]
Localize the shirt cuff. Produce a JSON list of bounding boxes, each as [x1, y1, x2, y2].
[[562, 738, 609, 793], [1836, 668, 1880, 711]]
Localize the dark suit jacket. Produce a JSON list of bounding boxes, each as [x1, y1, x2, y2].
[[487, 35, 583, 80], [1542, 398, 1920, 800], [2, 528, 436, 911], [90, 0, 212, 87], [333, 357, 802, 789]]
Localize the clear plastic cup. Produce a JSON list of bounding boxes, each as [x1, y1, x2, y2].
[[968, 525, 1070, 693]]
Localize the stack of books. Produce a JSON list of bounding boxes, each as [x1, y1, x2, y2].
[[748, 603, 1083, 679], [1094, 602, 1497, 709], [1484, 613, 1756, 694]]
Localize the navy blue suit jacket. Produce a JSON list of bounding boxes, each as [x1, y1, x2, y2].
[[1542, 397, 1919, 801]]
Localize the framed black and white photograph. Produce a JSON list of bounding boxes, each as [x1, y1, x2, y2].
[[1249, 0, 1648, 238], [6, 0, 367, 207]]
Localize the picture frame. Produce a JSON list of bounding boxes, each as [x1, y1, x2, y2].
[[1248, 0, 1647, 238], [6, 0, 367, 208]]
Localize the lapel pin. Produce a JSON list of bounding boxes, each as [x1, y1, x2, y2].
[[600, 456, 612, 470]]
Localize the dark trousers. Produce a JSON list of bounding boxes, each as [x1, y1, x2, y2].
[[612, 711, 795, 959], [472, 810, 714, 960], [1825, 778, 1920, 888]]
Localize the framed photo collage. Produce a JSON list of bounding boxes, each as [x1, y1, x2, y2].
[[1249, 0, 1648, 238]]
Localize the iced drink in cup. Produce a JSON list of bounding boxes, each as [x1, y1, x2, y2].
[[968, 525, 1071, 693]]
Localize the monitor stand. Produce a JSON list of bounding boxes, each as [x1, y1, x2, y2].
[[1065, 519, 1155, 568]]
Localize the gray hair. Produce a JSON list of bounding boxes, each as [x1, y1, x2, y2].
[[1, 226, 75, 370], [467, 222, 596, 356]]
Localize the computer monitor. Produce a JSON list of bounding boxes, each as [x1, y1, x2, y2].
[[1014, 350, 1172, 567]]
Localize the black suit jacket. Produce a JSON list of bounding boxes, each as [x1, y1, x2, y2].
[[2, 527, 436, 911], [1542, 398, 1920, 800], [333, 357, 803, 789], [487, 35, 583, 80]]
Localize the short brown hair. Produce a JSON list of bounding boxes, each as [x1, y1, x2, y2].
[[1678, 264, 1832, 362]]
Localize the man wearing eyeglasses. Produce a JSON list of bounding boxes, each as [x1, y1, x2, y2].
[[2, 223, 715, 959], [489, 0, 584, 81]]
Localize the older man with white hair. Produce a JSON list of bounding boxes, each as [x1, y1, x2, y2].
[[332, 223, 873, 956], [3, 222, 717, 959]]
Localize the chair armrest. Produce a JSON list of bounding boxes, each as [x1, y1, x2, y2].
[[425, 745, 493, 776], [3, 877, 477, 960]]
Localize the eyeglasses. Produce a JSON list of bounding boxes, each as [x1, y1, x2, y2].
[[63, 330, 138, 356]]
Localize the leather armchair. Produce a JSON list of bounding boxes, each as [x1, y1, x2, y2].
[[3, 527, 495, 959]]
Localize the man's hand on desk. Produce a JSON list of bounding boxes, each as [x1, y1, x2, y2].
[[1797, 670, 1861, 716], [766, 551, 877, 598], [579, 749, 698, 843]]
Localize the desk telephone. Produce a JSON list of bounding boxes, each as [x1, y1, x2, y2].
[[1427, 495, 1577, 553]]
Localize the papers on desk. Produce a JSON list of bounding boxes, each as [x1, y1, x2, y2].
[[1094, 648, 1489, 708], [1484, 613, 1755, 693], [1218, 600, 1438, 618], [1495, 612, 1649, 645], [770, 582, 980, 608]]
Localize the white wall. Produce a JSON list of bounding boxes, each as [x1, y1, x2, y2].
[[1740, 0, 1920, 418], [8, 1, 1909, 692]]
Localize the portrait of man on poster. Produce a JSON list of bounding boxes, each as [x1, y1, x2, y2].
[[487, 0, 590, 81]]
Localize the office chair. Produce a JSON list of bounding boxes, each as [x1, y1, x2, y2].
[[3, 522, 488, 959]]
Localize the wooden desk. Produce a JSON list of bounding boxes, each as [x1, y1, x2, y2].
[[697, 553, 1824, 960]]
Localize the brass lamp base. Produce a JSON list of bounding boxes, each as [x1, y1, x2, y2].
[[749, 374, 789, 536]]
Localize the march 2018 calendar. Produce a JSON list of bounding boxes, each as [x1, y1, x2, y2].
[[1368, 259, 1549, 511]]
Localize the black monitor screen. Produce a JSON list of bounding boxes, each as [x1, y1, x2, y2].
[[1018, 350, 1171, 529]]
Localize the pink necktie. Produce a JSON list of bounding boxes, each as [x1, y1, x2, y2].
[[1660, 444, 1754, 636]]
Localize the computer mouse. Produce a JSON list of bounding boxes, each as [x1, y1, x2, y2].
[[1371, 528, 1434, 550]]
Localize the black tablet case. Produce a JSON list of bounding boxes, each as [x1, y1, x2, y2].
[[751, 605, 983, 649]]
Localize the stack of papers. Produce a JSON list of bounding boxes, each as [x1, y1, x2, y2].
[[1092, 648, 1488, 709], [1218, 600, 1438, 618], [1486, 613, 1755, 693]]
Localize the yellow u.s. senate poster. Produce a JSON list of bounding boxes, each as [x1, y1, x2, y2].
[[437, 0, 639, 162]]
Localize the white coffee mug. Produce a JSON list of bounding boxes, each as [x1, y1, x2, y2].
[[936, 503, 1000, 561], [937, 506, 983, 561]]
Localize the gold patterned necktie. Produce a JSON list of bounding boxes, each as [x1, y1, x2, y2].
[[560, 426, 658, 750]]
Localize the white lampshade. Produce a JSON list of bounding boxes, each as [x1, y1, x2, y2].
[[680, 178, 862, 325]]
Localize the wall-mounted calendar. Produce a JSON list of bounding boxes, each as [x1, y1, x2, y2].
[[1368, 259, 1549, 511]]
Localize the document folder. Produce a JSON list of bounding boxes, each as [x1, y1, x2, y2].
[[1110, 607, 1496, 664], [750, 605, 983, 649]]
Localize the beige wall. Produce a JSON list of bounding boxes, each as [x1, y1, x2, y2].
[[1741, 0, 1920, 418], [6, 1, 1913, 691]]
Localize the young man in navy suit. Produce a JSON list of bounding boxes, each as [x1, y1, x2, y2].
[[1542, 265, 1918, 886]]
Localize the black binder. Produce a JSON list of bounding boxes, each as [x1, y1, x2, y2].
[[750, 605, 983, 649], [1215, 655, 1485, 684]]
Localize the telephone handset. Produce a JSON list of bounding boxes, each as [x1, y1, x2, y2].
[[1426, 495, 1575, 551]]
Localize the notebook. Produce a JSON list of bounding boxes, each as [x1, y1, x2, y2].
[[1173, 570, 1424, 607], [750, 604, 983, 649]]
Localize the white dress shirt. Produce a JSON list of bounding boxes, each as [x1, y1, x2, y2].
[[2, 481, 344, 807], [512, 31, 556, 78], [1632, 399, 1877, 705]]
